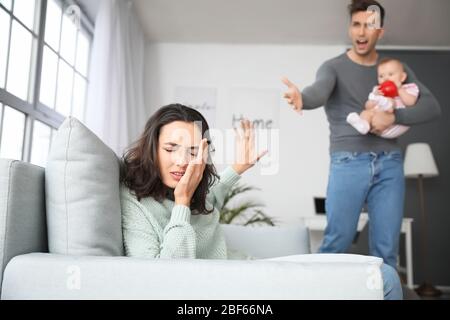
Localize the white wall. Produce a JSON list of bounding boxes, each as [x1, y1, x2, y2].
[[145, 43, 346, 225]]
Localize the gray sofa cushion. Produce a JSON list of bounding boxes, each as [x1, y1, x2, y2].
[[45, 117, 123, 256], [0, 159, 48, 292], [221, 224, 311, 258]]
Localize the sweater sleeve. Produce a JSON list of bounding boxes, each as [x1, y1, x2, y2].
[[160, 205, 197, 259], [121, 191, 197, 259], [394, 64, 441, 125], [208, 166, 241, 210], [301, 61, 337, 110]]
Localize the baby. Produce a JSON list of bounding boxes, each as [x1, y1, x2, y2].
[[347, 58, 419, 139]]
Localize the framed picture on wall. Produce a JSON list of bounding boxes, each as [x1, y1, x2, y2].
[[174, 86, 217, 128]]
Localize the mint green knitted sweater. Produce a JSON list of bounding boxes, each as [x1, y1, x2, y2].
[[121, 166, 241, 259]]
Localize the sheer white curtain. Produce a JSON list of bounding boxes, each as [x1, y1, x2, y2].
[[85, 0, 147, 156]]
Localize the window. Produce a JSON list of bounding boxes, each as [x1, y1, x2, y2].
[[0, 104, 26, 160], [0, 0, 93, 166], [42, 0, 90, 117], [7, 19, 34, 101], [30, 119, 52, 167], [0, 7, 11, 89]]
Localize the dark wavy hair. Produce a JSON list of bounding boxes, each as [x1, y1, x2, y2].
[[348, 0, 385, 27], [121, 104, 218, 214]]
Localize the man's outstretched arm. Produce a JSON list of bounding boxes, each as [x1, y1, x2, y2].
[[302, 62, 337, 110], [282, 62, 337, 112]]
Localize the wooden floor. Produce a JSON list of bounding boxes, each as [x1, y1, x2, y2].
[[402, 286, 450, 300]]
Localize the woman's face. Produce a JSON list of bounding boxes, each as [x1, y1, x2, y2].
[[157, 121, 203, 189]]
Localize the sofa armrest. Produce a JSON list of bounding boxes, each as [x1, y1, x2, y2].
[[1, 253, 383, 300], [0, 159, 48, 293]]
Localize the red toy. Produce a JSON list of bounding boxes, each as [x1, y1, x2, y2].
[[379, 80, 399, 98]]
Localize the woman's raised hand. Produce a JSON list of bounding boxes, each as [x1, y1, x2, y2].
[[232, 120, 268, 175]]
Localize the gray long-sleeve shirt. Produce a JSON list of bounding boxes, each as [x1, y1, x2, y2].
[[302, 53, 441, 153]]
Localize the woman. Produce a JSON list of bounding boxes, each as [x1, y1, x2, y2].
[[120, 103, 266, 259]]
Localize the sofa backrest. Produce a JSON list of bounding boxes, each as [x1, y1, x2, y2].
[[221, 224, 311, 258], [0, 159, 48, 292]]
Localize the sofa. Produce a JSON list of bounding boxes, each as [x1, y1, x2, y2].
[[0, 118, 384, 300]]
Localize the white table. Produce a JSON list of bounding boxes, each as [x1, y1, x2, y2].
[[300, 213, 414, 289]]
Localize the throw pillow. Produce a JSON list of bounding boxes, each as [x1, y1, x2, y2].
[[45, 117, 123, 256]]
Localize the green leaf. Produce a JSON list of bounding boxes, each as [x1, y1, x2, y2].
[[219, 183, 275, 226]]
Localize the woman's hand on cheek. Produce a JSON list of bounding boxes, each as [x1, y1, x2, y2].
[[232, 120, 268, 175], [174, 139, 208, 207]]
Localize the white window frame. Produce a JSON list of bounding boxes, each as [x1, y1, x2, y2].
[[0, 0, 93, 163]]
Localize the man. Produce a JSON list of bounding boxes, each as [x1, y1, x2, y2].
[[282, 0, 441, 272]]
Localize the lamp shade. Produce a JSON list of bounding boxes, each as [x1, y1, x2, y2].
[[404, 143, 439, 178]]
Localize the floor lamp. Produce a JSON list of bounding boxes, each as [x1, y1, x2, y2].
[[404, 143, 441, 297]]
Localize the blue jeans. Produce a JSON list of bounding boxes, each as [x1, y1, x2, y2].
[[319, 151, 405, 268], [381, 263, 403, 300]]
